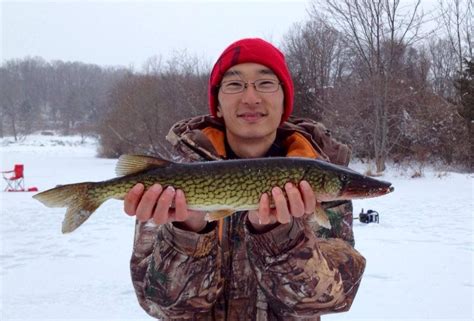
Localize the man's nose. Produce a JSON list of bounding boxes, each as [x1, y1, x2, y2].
[[241, 84, 262, 104]]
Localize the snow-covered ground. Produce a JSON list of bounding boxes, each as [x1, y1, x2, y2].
[[0, 134, 472, 321]]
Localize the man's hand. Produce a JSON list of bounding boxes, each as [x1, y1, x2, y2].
[[247, 180, 316, 233], [124, 183, 207, 232]]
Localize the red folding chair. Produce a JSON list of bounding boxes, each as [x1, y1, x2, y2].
[[2, 164, 25, 191]]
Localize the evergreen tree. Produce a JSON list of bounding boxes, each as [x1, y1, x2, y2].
[[454, 59, 473, 169]]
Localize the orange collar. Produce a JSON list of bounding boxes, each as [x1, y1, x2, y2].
[[201, 126, 319, 159]]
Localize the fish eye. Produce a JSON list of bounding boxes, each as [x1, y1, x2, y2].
[[340, 174, 348, 182]]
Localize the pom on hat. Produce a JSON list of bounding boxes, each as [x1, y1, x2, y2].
[[209, 38, 294, 123]]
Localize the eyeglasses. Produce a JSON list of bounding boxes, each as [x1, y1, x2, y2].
[[219, 79, 282, 94]]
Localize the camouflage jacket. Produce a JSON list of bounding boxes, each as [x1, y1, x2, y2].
[[130, 115, 366, 320]]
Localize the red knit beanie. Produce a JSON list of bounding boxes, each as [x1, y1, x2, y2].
[[209, 38, 294, 123]]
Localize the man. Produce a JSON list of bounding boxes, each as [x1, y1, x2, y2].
[[125, 38, 365, 320]]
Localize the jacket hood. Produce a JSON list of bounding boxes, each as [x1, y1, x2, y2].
[[166, 115, 351, 166]]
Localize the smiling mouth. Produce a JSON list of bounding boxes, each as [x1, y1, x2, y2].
[[237, 112, 268, 121]]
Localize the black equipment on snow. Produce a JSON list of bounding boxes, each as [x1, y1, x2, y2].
[[357, 209, 379, 224]]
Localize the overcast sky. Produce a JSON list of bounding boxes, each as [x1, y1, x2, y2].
[[1, 0, 311, 69]]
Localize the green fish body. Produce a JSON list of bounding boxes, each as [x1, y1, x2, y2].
[[33, 155, 393, 233]]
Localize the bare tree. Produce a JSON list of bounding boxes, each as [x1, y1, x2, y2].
[[437, 0, 473, 73], [0, 66, 19, 140], [427, 38, 460, 98], [98, 52, 208, 158], [45, 61, 125, 135], [283, 16, 350, 120], [311, 0, 424, 171], [0, 57, 48, 140]]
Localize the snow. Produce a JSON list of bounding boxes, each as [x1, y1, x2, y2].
[[1, 134, 472, 321]]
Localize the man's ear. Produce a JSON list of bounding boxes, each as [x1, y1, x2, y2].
[[216, 105, 223, 118]]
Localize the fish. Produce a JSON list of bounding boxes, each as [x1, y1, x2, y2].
[[33, 155, 394, 233]]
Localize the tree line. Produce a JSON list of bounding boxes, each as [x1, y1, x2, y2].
[[1, 0, 472, 171], [0, 58, 129, 138]]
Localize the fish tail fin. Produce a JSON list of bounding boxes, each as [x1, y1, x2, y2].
[[33, 182, 103, 233]]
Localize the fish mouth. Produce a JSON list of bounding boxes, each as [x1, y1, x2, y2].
[[341, 175, 394, 199]]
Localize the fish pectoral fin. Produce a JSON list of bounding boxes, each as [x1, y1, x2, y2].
[[115, 154, 173, 176], [205, 209, 236, 222], [321, 200, 349, 210], [309, 203, 332, 230]]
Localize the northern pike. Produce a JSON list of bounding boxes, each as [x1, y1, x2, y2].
[[33, 155, 394, 233]]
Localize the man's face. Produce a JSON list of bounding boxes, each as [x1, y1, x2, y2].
[[217, 62, 284, 145]]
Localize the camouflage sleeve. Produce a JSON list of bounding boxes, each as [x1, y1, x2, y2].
[[318, 201, 355, 247], [245, 217, 365, 317], [130, 220, 223, 319]]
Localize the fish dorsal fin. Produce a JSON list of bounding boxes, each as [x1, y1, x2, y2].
[[115, 155, 172, 176]]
